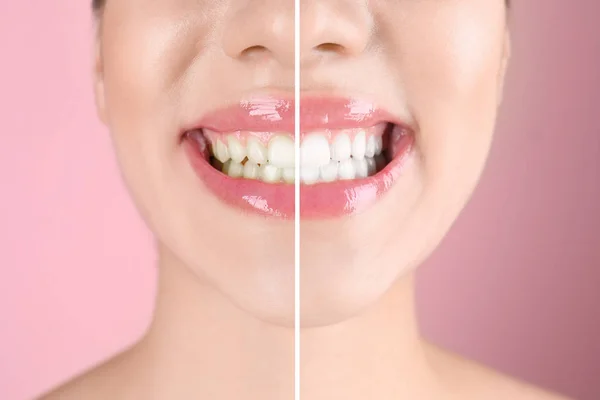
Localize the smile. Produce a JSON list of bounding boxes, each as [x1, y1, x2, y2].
[[183, 95, 414, 219]]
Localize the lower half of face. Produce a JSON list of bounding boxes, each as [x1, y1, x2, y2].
[[98, 0, 508, 327]]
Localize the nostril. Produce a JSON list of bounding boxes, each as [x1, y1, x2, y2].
[[240, 45, 270, 59], [314, 42, 346, 54]]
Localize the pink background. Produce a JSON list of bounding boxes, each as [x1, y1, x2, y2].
[[1, 1, 598, 399]]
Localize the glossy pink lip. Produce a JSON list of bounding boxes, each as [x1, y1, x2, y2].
[[183, 95, 414, 219]]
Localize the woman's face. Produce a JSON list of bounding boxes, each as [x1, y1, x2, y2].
[[95, 0, 509, 326]]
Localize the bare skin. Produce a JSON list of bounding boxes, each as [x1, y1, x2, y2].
[[41, 347, 571, 400], [37, 0, 573, 399], [42, 347, 570, 400], [39, 265, 571, 400]]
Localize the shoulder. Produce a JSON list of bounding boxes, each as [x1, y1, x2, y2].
[[424, 342, 573, 400], [36, 349, 139, 400]]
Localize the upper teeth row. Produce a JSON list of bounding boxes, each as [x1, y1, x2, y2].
[[210, 132, 384, 169]]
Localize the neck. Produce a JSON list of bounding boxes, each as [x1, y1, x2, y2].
[[300, 275, 439, 399], [139, 249, 439, 399]]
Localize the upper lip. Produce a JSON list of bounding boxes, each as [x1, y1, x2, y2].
[[182, 93, 412, 136]]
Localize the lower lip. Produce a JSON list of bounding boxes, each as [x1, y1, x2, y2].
[[184, 132, 414, 219]]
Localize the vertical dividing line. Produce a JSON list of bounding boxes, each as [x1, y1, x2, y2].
[[293, 0, 301, 398]]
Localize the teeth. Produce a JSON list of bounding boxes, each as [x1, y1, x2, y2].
[[222, 160, 231, 175], [337, 159, 356, 180], [227, 136, 246, 163], [319, 160, 339, 183], [260, 164, 282, 183], [247, 137, 268, 165], [366, 158, 376, 175], [330, 133, 351, 162], [282, 167, 295, 184], [214, 156, 382, 183], [352, 130, 366, 160], [223, 160, 243, 178], [365, 135, 376, 158], [268, 136, 295, 168], [301, 134, 330, 167], [353, 158, 369, 179], [301, 166, 320, 185], [374, 135, 383, 155], [206, 131, 390, 184], [214, 139, 230, 163], [243, 160, 259, 179]]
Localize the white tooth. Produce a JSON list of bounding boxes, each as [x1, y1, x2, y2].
[[227, 161, 244, 178], [319, 161, 338, 182], [365, 135, 376, 158], [214, 139, 230, 163], [227, 135, 246, 163], [247, 137, 268, 165], [353, 158, 369, 179], [301, 134, 330, 167], [243, 161, 259, 179], [375, 154, 387, 171], [352, 130, 366, 160], [366, 158, 376, 176], [301, 166, 320, 185], [282, 167, 295, 184], [330, 133, 351, 162], [260, 164, 282, 183], [374, 135, 383, 155], [338, 159, 356, 180], [268, 136, 295, 168]]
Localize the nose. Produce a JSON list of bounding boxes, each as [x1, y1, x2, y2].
[[221, 1, 294, 68], [300, 0, 372, 67]]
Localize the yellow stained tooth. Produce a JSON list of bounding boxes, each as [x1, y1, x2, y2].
[[214, 139, 230, 163], [221, 160, 231, 175], [247, 137, 268, 165], [227, 135, 246, 163], [268, 136, 295, 169], [282, 167, 295, 184], [243, 161, 259, 179], [227, 161, 244, 178]]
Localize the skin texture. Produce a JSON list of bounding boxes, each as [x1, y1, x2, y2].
[[39, 0, 572, 399], [299, 0, 510, 325]]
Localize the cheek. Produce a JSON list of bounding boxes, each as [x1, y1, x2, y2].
[[99, 13, 193, 197], [400, 6, 505, 197], [99, 2, 217, 124], [102, 22, 176, 128]]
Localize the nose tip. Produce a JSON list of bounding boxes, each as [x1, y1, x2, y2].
[[221, 5, 294, 68], [300, 2, 372, 66], [220, 1, 372, 69]]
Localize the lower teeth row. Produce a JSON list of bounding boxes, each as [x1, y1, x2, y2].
[[212, 155, 388, 184]]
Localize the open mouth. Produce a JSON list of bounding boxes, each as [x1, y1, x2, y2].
[[183, 96, 414, 219], [187, 122, 394, 184]]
